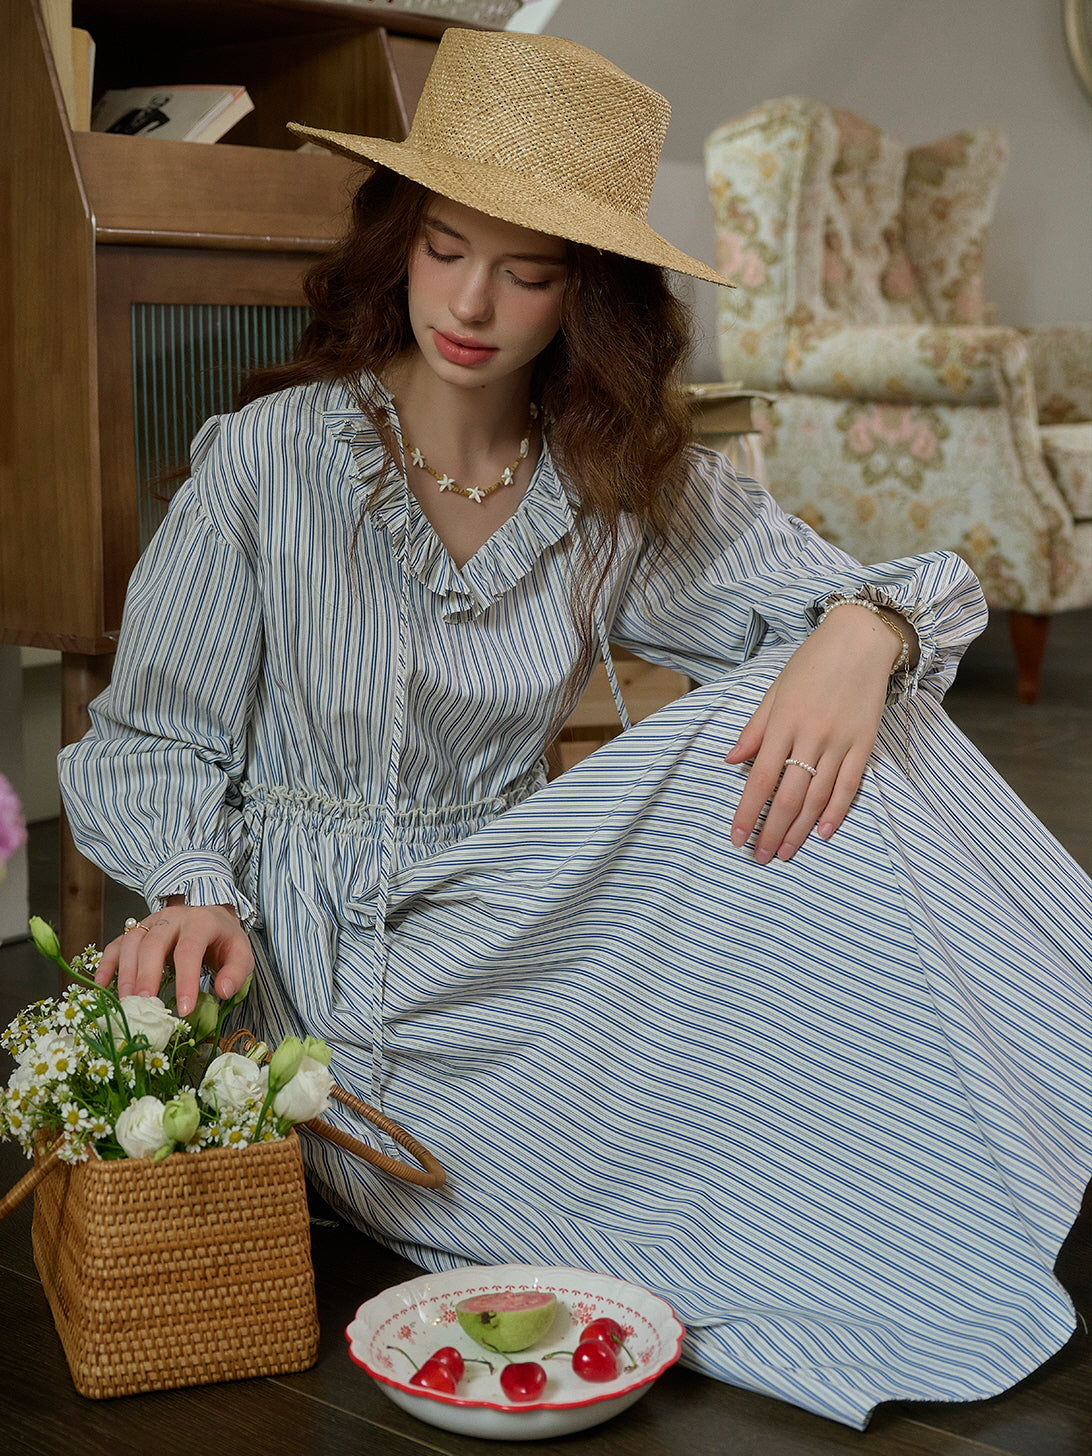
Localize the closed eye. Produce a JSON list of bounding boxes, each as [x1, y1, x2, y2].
[[424, 238, 459, 264], [508, 271, 554, 291]]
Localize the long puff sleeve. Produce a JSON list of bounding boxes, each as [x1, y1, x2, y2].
[[58, 418, 264, 925], [610, 446, 988, 697]]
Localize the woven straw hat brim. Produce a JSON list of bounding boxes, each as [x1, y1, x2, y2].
[[289, 124, 730, 287]]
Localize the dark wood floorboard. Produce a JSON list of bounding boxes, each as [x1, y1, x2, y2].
[[1, 609, 1090, 1453]]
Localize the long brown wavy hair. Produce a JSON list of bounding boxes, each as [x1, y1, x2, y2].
[[238, 167, 696, 718]]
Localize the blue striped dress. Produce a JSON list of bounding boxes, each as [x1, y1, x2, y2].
[[59, 377, 1092, 1427]]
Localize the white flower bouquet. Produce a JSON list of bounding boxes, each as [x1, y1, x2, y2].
[[0, 917, 333, 1166], [0, 917, 444, 1400]]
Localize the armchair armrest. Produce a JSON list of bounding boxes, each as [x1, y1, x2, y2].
[[784, 324, 1038, 410], [1020, 326, 1092, 423]]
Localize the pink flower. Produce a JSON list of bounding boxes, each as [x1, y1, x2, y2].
[[716, 232, 767, 289], [0, 773, 26, 865], [949, 278, 983, 324], [908, 422, 942, 461], [846, 406, 940, 462], [881, 255, 917, 302], [846, 413, 881, 454]]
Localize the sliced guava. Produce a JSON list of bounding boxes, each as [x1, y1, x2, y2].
[[455, 1289, 559, 1352]]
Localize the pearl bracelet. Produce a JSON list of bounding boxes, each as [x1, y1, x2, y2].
[[820, 592, 912, 674]]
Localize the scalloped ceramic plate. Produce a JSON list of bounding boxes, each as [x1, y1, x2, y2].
[[345, 1262, 685, 1441]]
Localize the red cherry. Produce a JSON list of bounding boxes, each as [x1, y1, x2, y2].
[[580, 1317, 626, 1347], [499, 1361, 548, 1402], [571, 1337, 619, 1383], [410, 1359, 458, 1394], [429, 1346, 465, 1380]]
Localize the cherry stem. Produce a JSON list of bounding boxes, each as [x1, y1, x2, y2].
[[385, 1345, 494, 1376], [545, 1344, 636, 1372], [615, 1338, 638, 1372]]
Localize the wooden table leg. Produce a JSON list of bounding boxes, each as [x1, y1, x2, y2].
[[1009, 610, 1051, 705], [59, 651, 112, 963]]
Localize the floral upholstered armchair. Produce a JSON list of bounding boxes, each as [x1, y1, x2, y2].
[[704, 97, 1092, 702]]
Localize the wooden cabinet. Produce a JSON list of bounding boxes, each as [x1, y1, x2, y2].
[[0, 1, 496, 952]]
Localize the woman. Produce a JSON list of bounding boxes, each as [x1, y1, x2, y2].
[[59, 30, 1091, 1428]]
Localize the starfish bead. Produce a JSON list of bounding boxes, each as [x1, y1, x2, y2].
[[438, 474, 455, 491], [410, 446, 425, 468]]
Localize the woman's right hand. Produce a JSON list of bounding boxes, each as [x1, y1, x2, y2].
[[95, 899, 255, 1017]]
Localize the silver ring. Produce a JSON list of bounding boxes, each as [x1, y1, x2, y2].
[[784, 757, 818, 777], [123, 917, 149, 934]]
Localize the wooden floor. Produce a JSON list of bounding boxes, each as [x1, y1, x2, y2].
[[2, 609, 1090, 1455]]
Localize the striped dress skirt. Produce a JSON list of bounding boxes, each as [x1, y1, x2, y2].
[[245, 644, 1092, 1429]]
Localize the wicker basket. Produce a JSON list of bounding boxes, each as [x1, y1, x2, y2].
[[0, 1048, 445, 1399], [28, 1132, 318, 1398]]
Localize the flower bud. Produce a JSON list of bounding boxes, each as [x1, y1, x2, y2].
[[162, 1090, 200, 1145], [182, 991, 220, 1043], [222, 973, 253, 1011], [268, 1035, 306, 1091], [301, 1035, 332, 1068], [29, 916, 63, 963]]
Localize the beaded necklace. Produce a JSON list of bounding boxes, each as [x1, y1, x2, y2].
[[402, 404, 539, 504]]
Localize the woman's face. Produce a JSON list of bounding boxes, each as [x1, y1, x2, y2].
[[405, 196, 567, 392]]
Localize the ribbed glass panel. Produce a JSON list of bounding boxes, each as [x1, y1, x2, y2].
[[131, 303, 311, 547]]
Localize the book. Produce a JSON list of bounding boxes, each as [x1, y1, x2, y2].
[[70, 28, 96, 131], [683, 382, 775, 436], [39, 0, 76, 127], [37, 3, 96, 131], [89, 84, 254, 143]]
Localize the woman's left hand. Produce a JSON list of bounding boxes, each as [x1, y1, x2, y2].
[[725, 605, 915, 863]]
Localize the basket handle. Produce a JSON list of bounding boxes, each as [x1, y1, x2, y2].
[[223, 1030, 446, 1189], [0, 1144, 63, 1221], [306, 1085, 446, 1189]]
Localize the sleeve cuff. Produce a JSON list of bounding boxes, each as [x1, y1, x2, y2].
[[143, 851, 260, 930], [814, 583, 937, 697]]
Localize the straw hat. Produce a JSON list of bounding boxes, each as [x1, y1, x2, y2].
[[288, 29, 730, 287]]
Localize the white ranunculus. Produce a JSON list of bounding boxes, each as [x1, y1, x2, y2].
[[199, 1051, 267, 1112], [272, 1056, 334, 1124], [100, 995, 180, 1053], [115, 1095, 167, 1158]]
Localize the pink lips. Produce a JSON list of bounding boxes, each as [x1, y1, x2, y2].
[[433, 330, 498, 367]]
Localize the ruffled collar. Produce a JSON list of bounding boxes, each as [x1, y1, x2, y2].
[[322, 376, 577, 621]]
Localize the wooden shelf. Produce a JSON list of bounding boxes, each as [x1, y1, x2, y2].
[[71, 2, 468, 149], [74, 0, 488, 49], [0, 0, 474, 654], [74, 132, 359, 249]]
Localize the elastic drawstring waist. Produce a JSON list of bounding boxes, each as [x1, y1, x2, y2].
[[240, 777, 544, 831]]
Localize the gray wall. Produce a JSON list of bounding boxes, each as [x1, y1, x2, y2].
[[544, 0, 1092, 379]]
